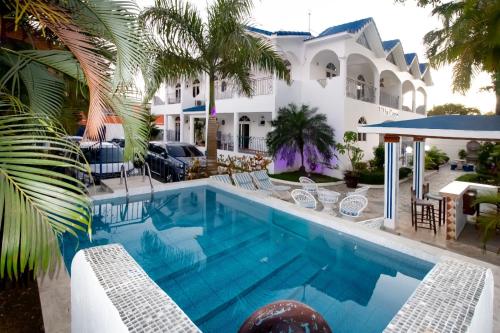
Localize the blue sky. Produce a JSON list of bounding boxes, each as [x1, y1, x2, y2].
[[138, 0, 496, 113]]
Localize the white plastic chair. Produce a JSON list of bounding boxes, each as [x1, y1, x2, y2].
[[339, 195, 368, 218], [291, 189, 317, 209], [317, 188, 340, 213], [210, 174, 233, 185], [299, 176, 318, 196], [347, 186, 369, 197]]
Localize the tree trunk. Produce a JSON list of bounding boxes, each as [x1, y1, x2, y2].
[[495, 71, 500, 115], [206, 76, 218, 175], [299, 145, 305, 173]]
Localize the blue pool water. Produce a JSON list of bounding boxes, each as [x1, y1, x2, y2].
[[61, 186, 433, 333]]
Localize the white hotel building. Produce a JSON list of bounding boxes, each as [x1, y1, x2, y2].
[[150, 18, 433, 177]]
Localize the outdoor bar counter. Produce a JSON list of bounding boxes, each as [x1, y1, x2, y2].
[[439, 181, 498, 240]]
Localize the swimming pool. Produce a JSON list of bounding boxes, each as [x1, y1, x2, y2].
[[62, 186, 433, 333]]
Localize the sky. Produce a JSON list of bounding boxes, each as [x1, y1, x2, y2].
[[137, 0, 496, 114]]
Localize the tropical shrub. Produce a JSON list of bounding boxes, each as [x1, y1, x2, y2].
[[335, 131, 364, 174], [369, 145, 385, 170], [358, 167, 413, 185], [425, 146, 449, 170], [474, 193, 500, 253], [458, 149, 467, 160], [267, 104, 336, 172]]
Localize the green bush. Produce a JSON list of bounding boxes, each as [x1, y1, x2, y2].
[[458, 149, 467, 160], [369, 145, 385, 170], [358, 167, 413, 185], [425, 146, 449, 170]]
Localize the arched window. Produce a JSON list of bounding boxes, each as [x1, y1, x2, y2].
[[221, 81, 227, 92], [175, 83, 181, 101], [357, 117, 367, 141], [239, 115, 251, 122], [326, 62, 337, 78], [356, 75, 366, 100], [192, 79, 200, 97]]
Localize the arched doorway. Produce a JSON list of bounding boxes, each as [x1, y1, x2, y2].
[[238, 115, 251, 149], [192, 79, 200, 97]]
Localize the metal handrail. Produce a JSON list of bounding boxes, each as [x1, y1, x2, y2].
[[142, 162, 154, 192], [120, 164, 129, 195]]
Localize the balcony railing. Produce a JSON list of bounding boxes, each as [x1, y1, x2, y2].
[[238, 136, 268, 155], [346, 77, 376, 103], [380, 91, 399, 109], [167, 93, 181, 104], [251, 77, 273, 96], [215, 82, 234, 100]]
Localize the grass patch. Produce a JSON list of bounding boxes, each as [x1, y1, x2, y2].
[[269, 171, 341, 183], [456, 173, 497, 185]]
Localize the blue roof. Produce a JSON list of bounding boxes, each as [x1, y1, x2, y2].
[[275, 31, 311, 36], [183, 105, 206, 112], [318, 17, 372, 37], [247, 26, 311, 37], [247, 26, 273, 36], [419, 63, 428, 74], [382, 39, 400, 52], [366, 116, 500, 132], [405, 53, 417, 65]]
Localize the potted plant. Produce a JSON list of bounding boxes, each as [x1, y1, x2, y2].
[[458, 149, 467, 160], [336, 131, 364, 188]]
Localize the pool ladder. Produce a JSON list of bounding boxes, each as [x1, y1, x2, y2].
[[120, 163, 154, 197]]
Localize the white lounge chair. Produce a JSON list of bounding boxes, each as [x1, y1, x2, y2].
[[291, 189, 317, 209], [339, 195, 368, 218], [317, 188, 340, 213], [210, 174, 233, 185], [232, 172, 271, 196], [299, 176, 318, 196], [250, 171, 291, 200], [347, 186, 369, 197]]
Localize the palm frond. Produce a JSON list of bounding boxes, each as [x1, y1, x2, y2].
[[0, 93, 91, 279]]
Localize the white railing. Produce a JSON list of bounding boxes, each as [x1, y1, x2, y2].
[[167, 93, 181, 104], [380, 91, 399, 109], [251, 77, 273, 96], [215, 81, 235, 100], [346, 77, 376, 103]]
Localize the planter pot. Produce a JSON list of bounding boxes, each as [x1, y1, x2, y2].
[[344, 174, 359, 188]]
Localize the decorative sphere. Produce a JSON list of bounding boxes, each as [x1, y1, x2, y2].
[[238, 300, 332, 333]]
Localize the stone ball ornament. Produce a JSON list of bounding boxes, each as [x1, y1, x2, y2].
[[238, 300, 332, 333]]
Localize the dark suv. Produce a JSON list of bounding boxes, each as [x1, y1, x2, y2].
[[147, 142, 205, 182]]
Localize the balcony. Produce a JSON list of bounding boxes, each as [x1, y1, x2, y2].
[[238, 136, 268, 155], [346, 77, 376, 104], [380, 91, 399, 109], [215, 77, 273, 100], [167, 93, 181, 104]]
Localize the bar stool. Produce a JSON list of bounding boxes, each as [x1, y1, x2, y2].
[[423, 183, 445, 226], [411, 187, 437, 234]]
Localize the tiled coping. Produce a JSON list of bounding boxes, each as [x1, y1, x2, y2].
[[85, 178, 495, 332], [71, 244, 200, 333]]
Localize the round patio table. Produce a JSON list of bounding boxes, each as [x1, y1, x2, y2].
[[317, 188, 340, 213]]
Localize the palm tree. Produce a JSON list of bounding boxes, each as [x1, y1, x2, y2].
[[401, 0, 500, 114], [0, 0, 148, 279], [266, 104, 335, 173], [139, 0, 289, 174]]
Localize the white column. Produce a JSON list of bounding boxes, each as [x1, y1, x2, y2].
[[384, 135, 400, 229], [339, 57, 347, 97], [189, 116, 195, 144], [179, 113, 185, 142], [413, 139, 425, 199], [233, 112, 239, 153], [163, 114, 168, 142], [374, 70, 380, 105]]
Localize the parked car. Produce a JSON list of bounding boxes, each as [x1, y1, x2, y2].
[[147, 142, 206, 182], [79, 141, 133, 181]]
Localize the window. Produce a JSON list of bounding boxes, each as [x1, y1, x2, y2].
[[221, 81, 227, 92], [239, 115, 250, 122], [192, 79, 200, 97], [357, 117, 367, 141], [326, 62, 337, 78], [175, 83, 181, 100]]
